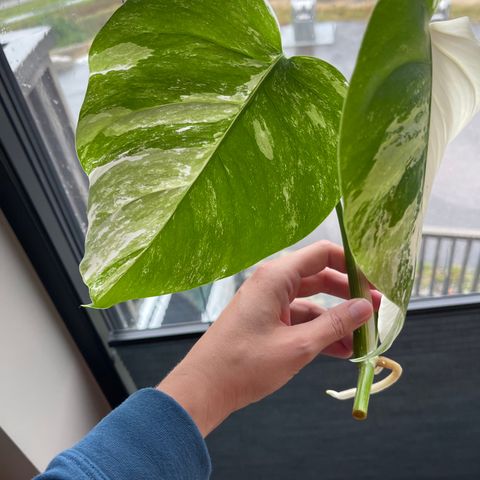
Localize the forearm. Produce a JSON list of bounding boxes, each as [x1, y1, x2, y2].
[[36, 389, 211, 480], [157, 325, 239, 437]]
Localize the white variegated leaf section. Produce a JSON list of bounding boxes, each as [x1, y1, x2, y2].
[[422, 18, 480, 210], [371, 18, 480, 358]]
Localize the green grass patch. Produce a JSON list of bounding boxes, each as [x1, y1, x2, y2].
[[270, 1, 480, 25], [270, 0, 374, 25], [2, 0, 120, 49], [0, 0, 97, 23], [452, 5, 480, 22], [1, 0, 60, 23], [3, 1, 478, 50]]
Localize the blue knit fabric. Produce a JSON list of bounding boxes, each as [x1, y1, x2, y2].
[[35, 388, 211, 479]]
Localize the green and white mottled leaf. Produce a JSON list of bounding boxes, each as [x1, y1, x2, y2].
[[339, 0, 480, 360], [77, 0, 347, 308]]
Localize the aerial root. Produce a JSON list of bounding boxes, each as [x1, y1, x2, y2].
[[326, 356, 403, 401]]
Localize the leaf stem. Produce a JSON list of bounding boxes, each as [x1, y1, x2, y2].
[[335, 202, 376, 420], [352, 360, 375, 420]]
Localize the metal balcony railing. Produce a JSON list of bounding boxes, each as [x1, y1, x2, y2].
[[413, 227, 480, 298]]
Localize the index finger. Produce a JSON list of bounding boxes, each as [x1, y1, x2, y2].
[[272, 240, 346, 278]]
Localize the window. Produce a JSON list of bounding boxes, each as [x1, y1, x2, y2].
[[1, 0, 245, 334], [1, 0, 479, 336]]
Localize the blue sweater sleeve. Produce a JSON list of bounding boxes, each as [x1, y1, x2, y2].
[[35, 388, 211, 480]]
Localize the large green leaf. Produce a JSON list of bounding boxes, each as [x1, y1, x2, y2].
[[77, 0, 347, 308], [339, 0, 480, 360]]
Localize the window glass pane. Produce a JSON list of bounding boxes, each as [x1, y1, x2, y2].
[[1, 1, 479, 336]]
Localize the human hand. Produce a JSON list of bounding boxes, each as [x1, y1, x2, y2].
[[158, 241, 380, 436]]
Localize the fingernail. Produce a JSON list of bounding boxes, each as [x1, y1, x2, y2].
[[348, 299, 372, 324]]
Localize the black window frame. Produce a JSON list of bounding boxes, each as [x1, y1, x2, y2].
[[0, 47, 130, 407]]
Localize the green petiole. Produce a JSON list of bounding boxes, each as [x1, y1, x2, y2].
[[335, 202, 376, 420]]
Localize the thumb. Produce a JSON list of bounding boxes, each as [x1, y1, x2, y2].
[[295, 299, 373, 354]]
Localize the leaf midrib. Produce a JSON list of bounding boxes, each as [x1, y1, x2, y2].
[[96, 53, 284, 304]]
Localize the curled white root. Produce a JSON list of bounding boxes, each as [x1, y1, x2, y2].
[[326, 356, 403, 401]]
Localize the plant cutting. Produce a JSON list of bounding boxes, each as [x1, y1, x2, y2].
[[326, 0, 480, 418], [76, 0, 480, 419]]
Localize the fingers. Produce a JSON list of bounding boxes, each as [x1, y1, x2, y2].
[[252, 241, 346, 303], [249, 241, 381, 310], [289, 299, 326, 325], [289, 299, 356, 358], [292, 299, 373, 360], [297, 269, 350, 298], [297, 269, 382, 310], [321, 338, 353, 359], [273, 241, 346, 279]]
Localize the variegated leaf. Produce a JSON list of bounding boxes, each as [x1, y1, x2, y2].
[[77, 0, 347, 307], [339, 0, 480, 360]]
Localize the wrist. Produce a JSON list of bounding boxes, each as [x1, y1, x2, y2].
[[157, 361, 235, 437]]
